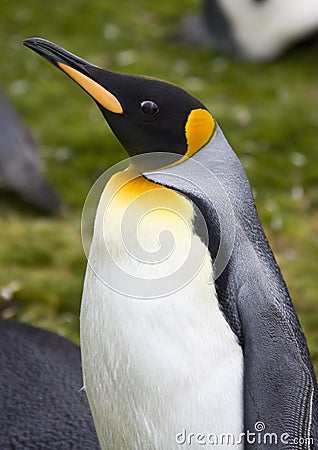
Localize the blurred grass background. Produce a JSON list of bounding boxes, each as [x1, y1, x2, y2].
[[0, 1, 317, 371]]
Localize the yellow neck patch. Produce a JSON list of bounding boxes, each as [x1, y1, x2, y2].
[[58, 62, 123, 114], [185, 109, 215, 157], [102, 166, 193, 223], [106, 167, 164, 205]]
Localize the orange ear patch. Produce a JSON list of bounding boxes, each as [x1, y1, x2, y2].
[[58, 62, 123, 114], [185, 109, 215, 157]]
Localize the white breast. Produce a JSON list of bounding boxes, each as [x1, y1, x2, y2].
[[80, 169, 244, 449]]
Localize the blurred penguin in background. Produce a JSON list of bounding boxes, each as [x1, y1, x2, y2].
[[175, 0, 318, 61], [0, 90, 61, 212]]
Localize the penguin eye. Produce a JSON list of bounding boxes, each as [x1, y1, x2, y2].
[[140, 100, 159, 115]]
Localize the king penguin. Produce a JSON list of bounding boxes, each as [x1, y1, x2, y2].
[[0, 89, 61, 212], [175, 0, 318, 61], [24, 38, 318, 450]]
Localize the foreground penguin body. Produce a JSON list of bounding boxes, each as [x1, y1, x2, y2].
[[23, 38, 318, 449], [0, 319, 99, 450], [176, 0, 318, 61]]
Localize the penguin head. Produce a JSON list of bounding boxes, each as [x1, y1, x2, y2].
[[23, 38, 215, 167]]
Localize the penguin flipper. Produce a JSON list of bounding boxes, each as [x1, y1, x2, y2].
[[233, 228, 317, 449]]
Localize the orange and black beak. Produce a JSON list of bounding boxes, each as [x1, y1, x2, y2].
[[23, 37, 123, 114]]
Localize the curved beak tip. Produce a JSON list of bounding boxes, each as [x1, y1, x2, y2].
[[22, 37, 124, 115]]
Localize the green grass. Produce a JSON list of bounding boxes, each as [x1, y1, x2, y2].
[[0, 1, 317, 370]]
